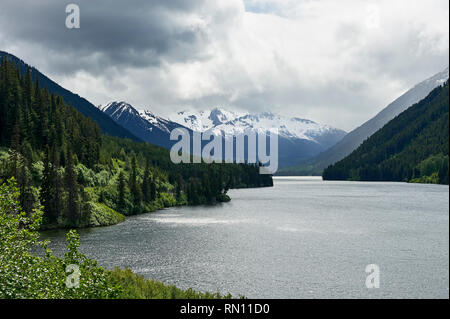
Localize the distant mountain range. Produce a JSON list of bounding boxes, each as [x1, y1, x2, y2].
[[5, 50, 445, 177], [172, 108, 347, 168], [323, 80, 449, 184], [99, 101, 191, 149], [0, 51, 140, 142], [278, 66, 450, 175], [97, 104, 347, 168], [170, 109, 345, 150]]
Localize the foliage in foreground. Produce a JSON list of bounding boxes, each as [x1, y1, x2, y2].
[[0, 179, 120, 298], [0, 179, 230, 299], [109, 268, 234, 299]]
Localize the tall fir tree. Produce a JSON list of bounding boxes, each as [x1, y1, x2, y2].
[[117, 169, 126, 212], [65, 148, 79, 226]]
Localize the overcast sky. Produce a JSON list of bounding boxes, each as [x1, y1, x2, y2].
[[0, 0, 448, 131]]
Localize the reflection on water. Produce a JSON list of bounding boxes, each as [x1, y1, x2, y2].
[[42, 177, 449, 298]]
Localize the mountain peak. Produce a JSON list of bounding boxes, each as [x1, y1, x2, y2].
[[100, 101, 139, 118], [170, 107, 346, 143], [208, 107, 237, 126]]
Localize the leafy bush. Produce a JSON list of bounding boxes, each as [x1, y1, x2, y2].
[[0, 178, 120, 298], [31, 161, 44, 184], [415, 154, 448, 178], [76, 164, 96, 187], [94, 170, 111, 187], [84, 202, 125, 227], [159, 192, 177, 207]]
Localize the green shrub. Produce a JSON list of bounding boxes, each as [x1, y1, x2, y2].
[[31, 161, 44, 184], [76, 164, 96, 187], [159, 192, 177, 207], [0, 178, 120, 298], [94, 170, 111, 187], [87, 202, 125, 227]]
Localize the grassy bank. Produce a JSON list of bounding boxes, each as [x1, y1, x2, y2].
[[109, 268, 234, 299]]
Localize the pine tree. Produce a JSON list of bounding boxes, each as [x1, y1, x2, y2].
[[142, 159, 150, 202], [150, 178, 156, 201], [129, 155, 142, 212], [41, 146, 57, 224], [8, 122, 21, 178], [117, 170, 126, 211], [18, 161, 34, 216], [51, 143, 63, 220], [175, 173, 182, 199], [65, 148, 79, 226]]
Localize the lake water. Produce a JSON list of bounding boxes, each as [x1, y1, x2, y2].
[[42, 177, 449, 298]]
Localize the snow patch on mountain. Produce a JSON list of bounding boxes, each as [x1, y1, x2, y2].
[[171, 108, 245, 132], [170, 108, 346, 144], [100, 101, 173, 133]]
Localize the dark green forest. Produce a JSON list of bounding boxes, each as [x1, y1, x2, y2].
[[323, 81, 449, 184], [0, 57, 272, 229]]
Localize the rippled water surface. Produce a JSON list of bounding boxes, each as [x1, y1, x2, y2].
[[42, 177, 449, 298]]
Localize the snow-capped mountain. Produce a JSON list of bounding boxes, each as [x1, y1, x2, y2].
[[98, 101, 191, 149], [171, 109, 245, 132], [171, 108, 346, 151], [170, 108, 347, 167], [98, 102, 347, 168]]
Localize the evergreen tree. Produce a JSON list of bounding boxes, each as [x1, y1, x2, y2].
[[142, 159, 150, 202], [8, 122, 21, 178], [175, 173, 182, 199], [150, 179, 156, 201], [65, 148, 79, 226], [41, 146, 57, 224], [129, 155, 141, 212], [117, 170, 126, 212], [18, 161, 34, 216]]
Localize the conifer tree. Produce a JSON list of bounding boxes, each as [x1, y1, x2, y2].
[[65, 148, 79, 226], [117, 169, 126, 211], [41, 146, 57, 224], [142, 159, 150, 202]]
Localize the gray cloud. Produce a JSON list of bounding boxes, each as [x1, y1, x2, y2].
[[0, 0, 212, 73]]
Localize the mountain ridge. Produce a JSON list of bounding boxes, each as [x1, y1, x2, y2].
[[0, 51, 140, 142], [170, 107, 346, 148], [278, 66, 450, 175], [323, 81, 449, 184], [98, 101, 192, 149]]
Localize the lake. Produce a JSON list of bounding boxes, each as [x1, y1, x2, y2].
[[42, 177, 449, 298]]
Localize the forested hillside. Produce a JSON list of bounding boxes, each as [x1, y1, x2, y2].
[[0, 51, 139, 141], [278, 67, 449, 176], [0, 57, 272, 229], [323, 81, 449, 184]]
